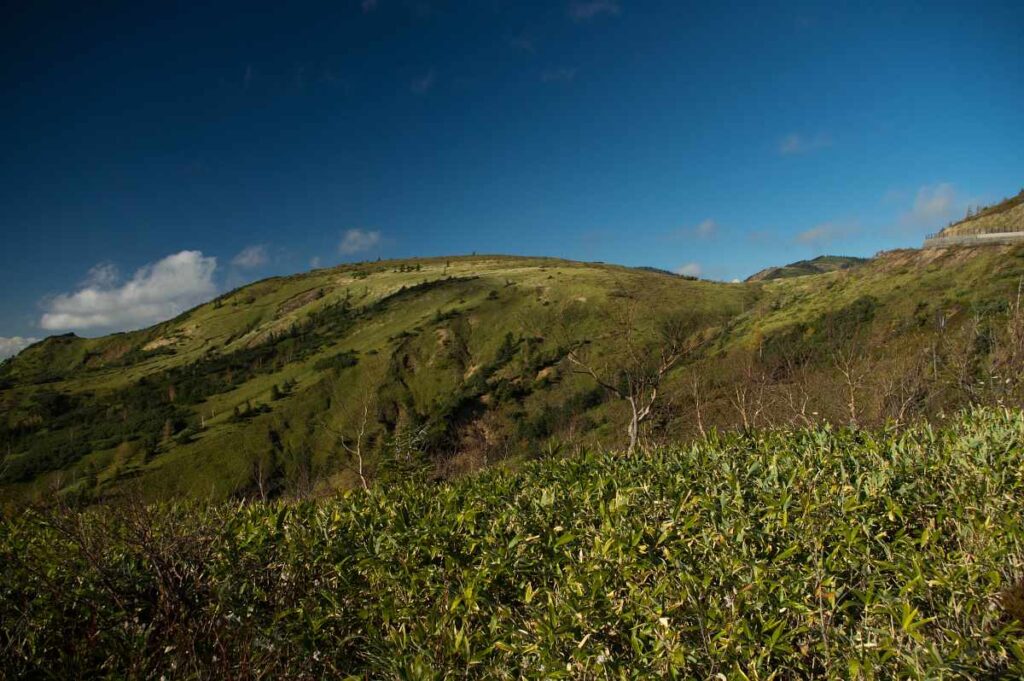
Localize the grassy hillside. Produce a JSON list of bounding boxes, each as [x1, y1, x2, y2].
[[3, 408, 1022, 678], [938, 188, 1024, 236], [0, 256, 749, 503], [3, 245, 1024, 505], [745, 255, 867, 282]]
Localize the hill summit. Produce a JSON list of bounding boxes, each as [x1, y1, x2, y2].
[[744, 255, 867, 282]]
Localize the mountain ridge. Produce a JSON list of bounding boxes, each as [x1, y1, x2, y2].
[[3, 245, 1024, 506]]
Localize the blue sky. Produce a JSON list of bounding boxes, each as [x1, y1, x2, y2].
[[1, 0, 1022, 353]]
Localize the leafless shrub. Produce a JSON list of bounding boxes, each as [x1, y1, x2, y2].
[[566, 293, 710, 453]]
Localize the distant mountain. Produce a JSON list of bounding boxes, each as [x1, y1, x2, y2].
[[744, 255, 868, 282]]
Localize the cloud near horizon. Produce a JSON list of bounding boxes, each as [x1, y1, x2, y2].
[[675, 262, 702, 277], [693, 218, 717, 238], [795, 221, 856, 246], [0, 336, 39, 359], [338, 229, 382, 255], [903, 183, 957, 227], [39, 250, 218, 332], [231, 244, 269, 269], [667, 218, 718, 241]]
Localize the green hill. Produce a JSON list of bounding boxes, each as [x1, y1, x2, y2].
[[745, 255, 868, 282], [3, 246, 1024, 505]]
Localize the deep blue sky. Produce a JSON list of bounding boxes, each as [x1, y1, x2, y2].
[[1, 0, 1022, 350]]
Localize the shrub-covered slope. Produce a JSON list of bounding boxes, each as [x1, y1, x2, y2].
[[2, 408, 1022, 678]]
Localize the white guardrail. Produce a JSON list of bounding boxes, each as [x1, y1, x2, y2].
[[922, 231, 1024, 249]]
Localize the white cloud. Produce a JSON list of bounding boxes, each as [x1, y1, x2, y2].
[[83, 262, 120, 288], [410, 70, 435, 94], [795, 221, 855, 246], [39, 251, 218, 332], [0, 336, 39, 360], [905, 183, 956, 225], [231, 244, 269, 269], [310, 256, 322, 269], [338, 229, 382, 255], [541, 67, 577, 83], [694, 218, 717, 238], [675, 262, 702, 277], [568, 0, 620, 21], [778, 132, 832, 156]]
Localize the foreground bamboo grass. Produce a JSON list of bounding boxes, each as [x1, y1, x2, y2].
[[2, 408, 1024, 678]]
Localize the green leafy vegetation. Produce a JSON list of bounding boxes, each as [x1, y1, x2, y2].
[[2, 408, 1022, 678]]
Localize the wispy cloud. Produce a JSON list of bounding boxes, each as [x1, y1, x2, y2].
[[231, 244, 269, 269], [39, 251, 218, 332], [902, 183, 957, 227], [339, 229, 382, 255], [361, 0, 378, 13], [0, 336, 39, 360], [778, 132, 832, 156], [568, 0, 621, 21], [541, 67, 577, 83], [693, 218, 717, 238], [674, 262, 702, 277], [83, 262, 119, 288], [667, 218, 718, 240], [310, 256, 323, 269], [410, 69, 435, 95], [794, 221, 856, 246]]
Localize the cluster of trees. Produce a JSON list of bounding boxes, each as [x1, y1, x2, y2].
[[0, 298, 363, 485], [308, 280, 1024, 495]]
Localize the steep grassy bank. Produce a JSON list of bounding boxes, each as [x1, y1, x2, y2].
[[2, 408, 1023, 678]]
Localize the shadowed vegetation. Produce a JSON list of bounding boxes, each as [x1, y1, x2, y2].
[[2, 408, 1022, 678]]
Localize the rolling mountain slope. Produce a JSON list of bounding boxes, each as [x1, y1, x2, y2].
[[3, 245, 1024, 506], [744, 255, 867, 282], [0, 256, 750, 503]]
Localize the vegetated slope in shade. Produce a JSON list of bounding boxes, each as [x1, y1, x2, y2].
[[2, 408, 1022, 678], [3, 244, 1024, 505], [745, 254, 867, 282]]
